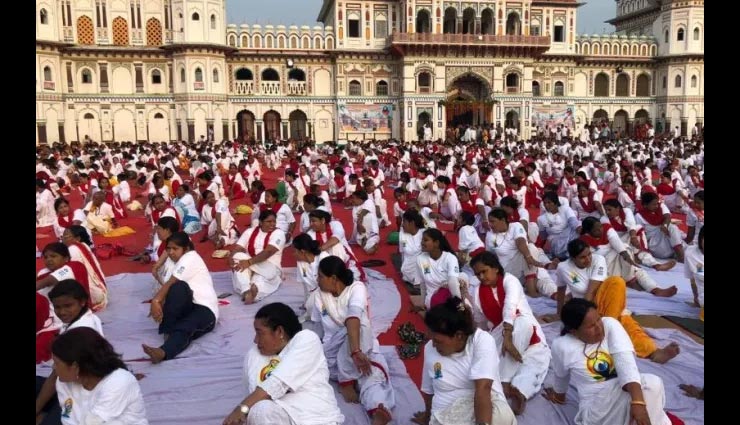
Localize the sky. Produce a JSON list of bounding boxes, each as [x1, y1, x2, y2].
[[226, 0, 616, 35]]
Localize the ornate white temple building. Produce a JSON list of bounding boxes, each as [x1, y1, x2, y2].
[[35, 0, 703, 144]]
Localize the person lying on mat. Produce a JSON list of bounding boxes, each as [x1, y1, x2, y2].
[[311, 256, 395, 425], [412, 296, 516, 425], [306, 210, 366, 282], [485, 208, 557, 298], [545, 239, 680, 364], [416, 228, 470, 310], [544, 298, 674, 425], [684, 226, 704, 321], [230, 210, 286, 305], [580, 217, 677, 298], [222, 303, 345, 425], [61, 226, 108, 312], [143, 232, 218, 363], [49, 328, 149, 425], [470, 252, 551, 416], [600, 199, 676, 272]]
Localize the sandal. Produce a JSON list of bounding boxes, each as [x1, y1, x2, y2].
[[397, 343, 422, 360], [397, 322, 426, 345]]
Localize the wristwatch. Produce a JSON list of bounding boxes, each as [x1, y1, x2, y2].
[[239, 404, 250, 415]]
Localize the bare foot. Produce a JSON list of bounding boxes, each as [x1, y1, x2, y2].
[[242, 287, 258, 305], [653, 260, 677, 271], [339, 382, 360, 403], [134, 373, 147, 381], [679, 384, 704, 400], [650, 342, 680, 364], [142, 344, 166, 364], [371, 404, 392, 425], [651, 286, 678, 297], [626, 279, 644, 291], [502, 382, 513, 398], [509, 386, 527, 415]]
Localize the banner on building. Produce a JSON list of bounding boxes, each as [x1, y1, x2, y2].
[[531, 105, 575, 131], [338, 103, 393, 133]]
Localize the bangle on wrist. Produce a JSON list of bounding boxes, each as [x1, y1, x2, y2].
[[351, 349, 362, 357], [630, 400, 646, 406]]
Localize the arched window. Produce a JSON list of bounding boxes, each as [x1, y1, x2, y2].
[[152, 70, 162, 84], [348, 80, 361, 96], [693, 27, 700, 41], [664, 30, 669, 43], [532, 81, 540, 97], [594, 73, 609, 97], [554, 81, 564, 96], [40, 9, 48, 24], [691, 75, 697, 88], [43, 66, 52, 82], [677, 28, 684, 41], [154, 113, 164, 119], [210, 14, 216, 29], [675, 75, 682, 88], [376, 80, 388, 96], [418, 72, 431, 93], [195, 68, 203, 82], [212, 68, 219, 83], [81, 69, 92, 84], [180, 68, 186, 83], [235, 68, 253, 80], [192, 12, 200, 21], [505, 73, 519, 93], [636, 74, 650, 96]]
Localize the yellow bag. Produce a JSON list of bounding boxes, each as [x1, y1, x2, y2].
[[235, 205, 253, 215]]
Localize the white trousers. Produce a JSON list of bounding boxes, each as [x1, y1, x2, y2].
[[644, 223, 684, 259], [575, 373, 670, 425], [231, 252, 282, 302], [430, 392, 516, 425], [491, 316, 551, 399]]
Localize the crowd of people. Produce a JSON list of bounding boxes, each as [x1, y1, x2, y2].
[[35, 127, 703, 424]]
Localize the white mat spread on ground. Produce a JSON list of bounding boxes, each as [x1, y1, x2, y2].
[[97, 268, 424, 425], [525, 265, 701, 319], [93, 268, 702, 425]]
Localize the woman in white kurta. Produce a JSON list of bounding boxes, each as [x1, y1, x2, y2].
[[363, 179, 390, 228], [53, 198, 91, 242], [399, 210, 425, 289], [580, 217, 677, 297], [350, 190, 381, 254], [457, 211, 486, 269], [635, 192, 685, 262], [570, 184, 605, 220], [413, 297, 516, 425], [299, 194, 330, 233], [536, 192, 581, 260], [601, 199, 675, 272], [199, 190, 238, 249], [469, 252, 550, 416], [684, 190, 704, 246], [222, 303, 344, 425], [499, 196, 539, 244], [143, 232, 219, 363], [616, 178, 641, 212], [307, 209, 366, 282], [312, 256, 395, 424], [292, 234, 331, 318], [544, 299, 673, 425], [36, 180, 57, 228], [435, 176, 461, 220], [252, 189, 296, 241], [485, 208, 557, 298], [62, 226, 108, 311], [231, 210, 286, 304], [417, 228, 467, 309], [415, 168, 439, 209], [684, 226, 704, 321]]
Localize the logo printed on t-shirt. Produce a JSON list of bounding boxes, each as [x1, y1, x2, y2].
[[259, 358, 280, 382], [61, 398, 73, 418], [433, 362, 443, 379], [585, 350, 617, 382]]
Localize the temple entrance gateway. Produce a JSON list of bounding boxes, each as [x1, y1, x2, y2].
[[445, 74, 493, 127]]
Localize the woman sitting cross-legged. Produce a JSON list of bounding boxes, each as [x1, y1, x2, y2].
[[411, 296, 516, 425], [311, 256, 395, 425], [470, 252, 551, 416], [416, 228, 469, 310], [543, 298, 674, 425], [548, 239, 680, 364], [230, 210, 286, 305], [292, 233, 330, 320], [580, 217, 677, 298], [142, 232, 218, 363], [222, 303, 344, 425]]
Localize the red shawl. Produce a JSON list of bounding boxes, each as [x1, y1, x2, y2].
[[157, 242, 167, 258], [460, 195, 480, 214], [333, 175, 346, 190], [656, 183, 676, 196], [57, 212, 75, 229], [152, 207, 181, 228], [508, 209, 521, 223], [247, 228, 274, 257], [36, 261, 92, 308], [580, 224, 613, 248], [73, 242, 106, 288], [478, 276, 541, 345], [397, 200, 408, 211], [608, 209, 628, 232], [315, 226, 366, 282], [637, 205, 666, 226], [578, 190, 598, 213]]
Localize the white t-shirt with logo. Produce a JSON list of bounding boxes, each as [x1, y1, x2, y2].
[[556, 254, 608, 299], [56, 368, 148, 425], [485, 222, 527, 267], [421, 329, 505, 414]]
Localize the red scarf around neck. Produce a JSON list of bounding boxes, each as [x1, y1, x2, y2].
[[637, 205, 666, 226], [460, 195, 479, 214], [315, 225, 367, 282], [478, 276, 541, 346], [580, 224, 613, 248], [57, 212, 75, 228], [333, 175, 346, 189], [608, 209, 628, 232], [656, 182, 676, 196], [508, 209, 521, 223], [578, 190, 598, 213], [37, 261, 93, 308], [246, 228, 274, 257], [152, 207, 181, 227], [397, 200, 408, 211]]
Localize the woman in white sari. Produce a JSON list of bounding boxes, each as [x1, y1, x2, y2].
[[470, 252, 550, 416], [412, 297, 516, 425], [312, 256, 395, 425], [222, 303, 345, 425], [61, 226, 108, 311], [544, 298, 673, 425]]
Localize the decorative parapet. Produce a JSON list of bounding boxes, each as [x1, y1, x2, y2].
[[575, 34, 658, 58], [226, 24, 335, 50]]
